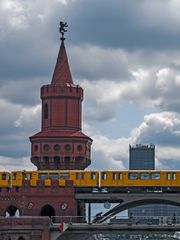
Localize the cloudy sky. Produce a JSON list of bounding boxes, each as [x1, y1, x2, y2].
[[1, 0, 180, 171]]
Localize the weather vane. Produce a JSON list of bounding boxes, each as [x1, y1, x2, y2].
[[59, 21, 68, 41]]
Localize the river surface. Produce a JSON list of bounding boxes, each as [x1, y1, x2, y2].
[[88, 232, 180, 239]]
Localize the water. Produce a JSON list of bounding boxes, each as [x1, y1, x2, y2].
[[88, 233, 180, 239]]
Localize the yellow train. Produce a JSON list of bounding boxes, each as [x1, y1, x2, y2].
[[0, 170, 179, 192]]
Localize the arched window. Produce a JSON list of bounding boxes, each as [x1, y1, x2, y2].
[[54, 156, 60, 163], [40, 204, 55, 221], [44, 103, 48, 119], [5, 205, 20, 217]]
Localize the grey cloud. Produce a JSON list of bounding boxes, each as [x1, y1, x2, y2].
[[84, 103, 116, 122], [0, 78, 48, 106], [69, 45, 132, 81], [132, 112, 180, 146], [0, 99, 40, 158], [67, 0, 180, 50], [89, 149, 127, 171], [0, 156, 36, 171]]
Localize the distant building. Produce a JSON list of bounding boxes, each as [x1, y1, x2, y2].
[[129, 144, 180, 217], [129, 144, 155, 170]]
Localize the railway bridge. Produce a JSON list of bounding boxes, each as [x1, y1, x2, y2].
[[75, 192, 180, 223]]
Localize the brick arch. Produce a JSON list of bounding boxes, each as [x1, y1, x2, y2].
[[5, 205, 21, 217], [40, 204, 55, 220], [18, 237, 26, 240]]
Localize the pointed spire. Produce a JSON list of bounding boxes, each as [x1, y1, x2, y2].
[[51, 21, 73, 85]]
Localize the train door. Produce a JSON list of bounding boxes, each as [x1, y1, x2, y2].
[[75, 172, 85, 186], [11, 172, 23, 187], [0, 172, 10, 187], [58, 172, 70, 186]]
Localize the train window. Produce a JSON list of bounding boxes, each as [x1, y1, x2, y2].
[[2, 173, 6, 180], [25, 173, 32, 180], [49, 173, 59, 180], [91, 172, 96, 180], [167, 173, 171, 180], [102, 172, 107, 180], [117, 173, 122, 180], [76, 173, 81, 180], [59, 173, 69, 179], [173, 173, 176, 180], [151, 173, 160, 180], [82, 173, 85, 180], [129, 173, 139, 180], [39, 173, 48, 180], [12, 173, 17, 180], [140, 173, 150, 180], [113, 173, 116, 180]]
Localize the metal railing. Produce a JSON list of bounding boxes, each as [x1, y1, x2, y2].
[[50, 215, 180, 225]]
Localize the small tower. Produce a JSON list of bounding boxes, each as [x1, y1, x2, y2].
[[30, 22, 92, 170]]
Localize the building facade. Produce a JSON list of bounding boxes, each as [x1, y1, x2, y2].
[[129, 144, 155, 170]]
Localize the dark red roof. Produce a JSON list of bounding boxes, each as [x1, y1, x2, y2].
[[51, 41, 73, 85], [30, 129, 92, 140]]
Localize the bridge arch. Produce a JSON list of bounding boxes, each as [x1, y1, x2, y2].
[[40, 204, 55, 219], [5, 205, 21, 217], [117, 198, 180, 214], [98, 195, 180, 222]]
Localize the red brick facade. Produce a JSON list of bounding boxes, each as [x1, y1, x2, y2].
[[0, 217, 51, 240]]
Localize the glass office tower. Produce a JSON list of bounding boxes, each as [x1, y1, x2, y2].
[[129, 144, 155, 170]]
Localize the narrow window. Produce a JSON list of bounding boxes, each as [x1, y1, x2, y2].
[[113, 172, 116, 180], [82, 173, 85, 180], [167, 173, 171, 180], [76, 173, 81, 180], [102, 172, 107, 180], [2, 173, 6, 180], [12, 173, 17, 180], [91, 172, 96, 180], [44, 103, 48, 119], [25, 173, 32, 180], [117, 173, 122, 180], [173, 173, 176, 180]]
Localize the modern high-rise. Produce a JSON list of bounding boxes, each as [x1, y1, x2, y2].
[[129, 144, 155, 170]]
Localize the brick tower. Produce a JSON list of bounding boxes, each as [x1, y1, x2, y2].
[[30, 23, 92, 170]]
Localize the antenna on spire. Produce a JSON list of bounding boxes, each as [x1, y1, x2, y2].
[[59, 21, 68, 42]]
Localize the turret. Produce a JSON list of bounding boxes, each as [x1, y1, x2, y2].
[[29, 22, 92, 170]]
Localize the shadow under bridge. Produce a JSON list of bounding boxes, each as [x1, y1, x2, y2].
[[75, 192, 180, 222]]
